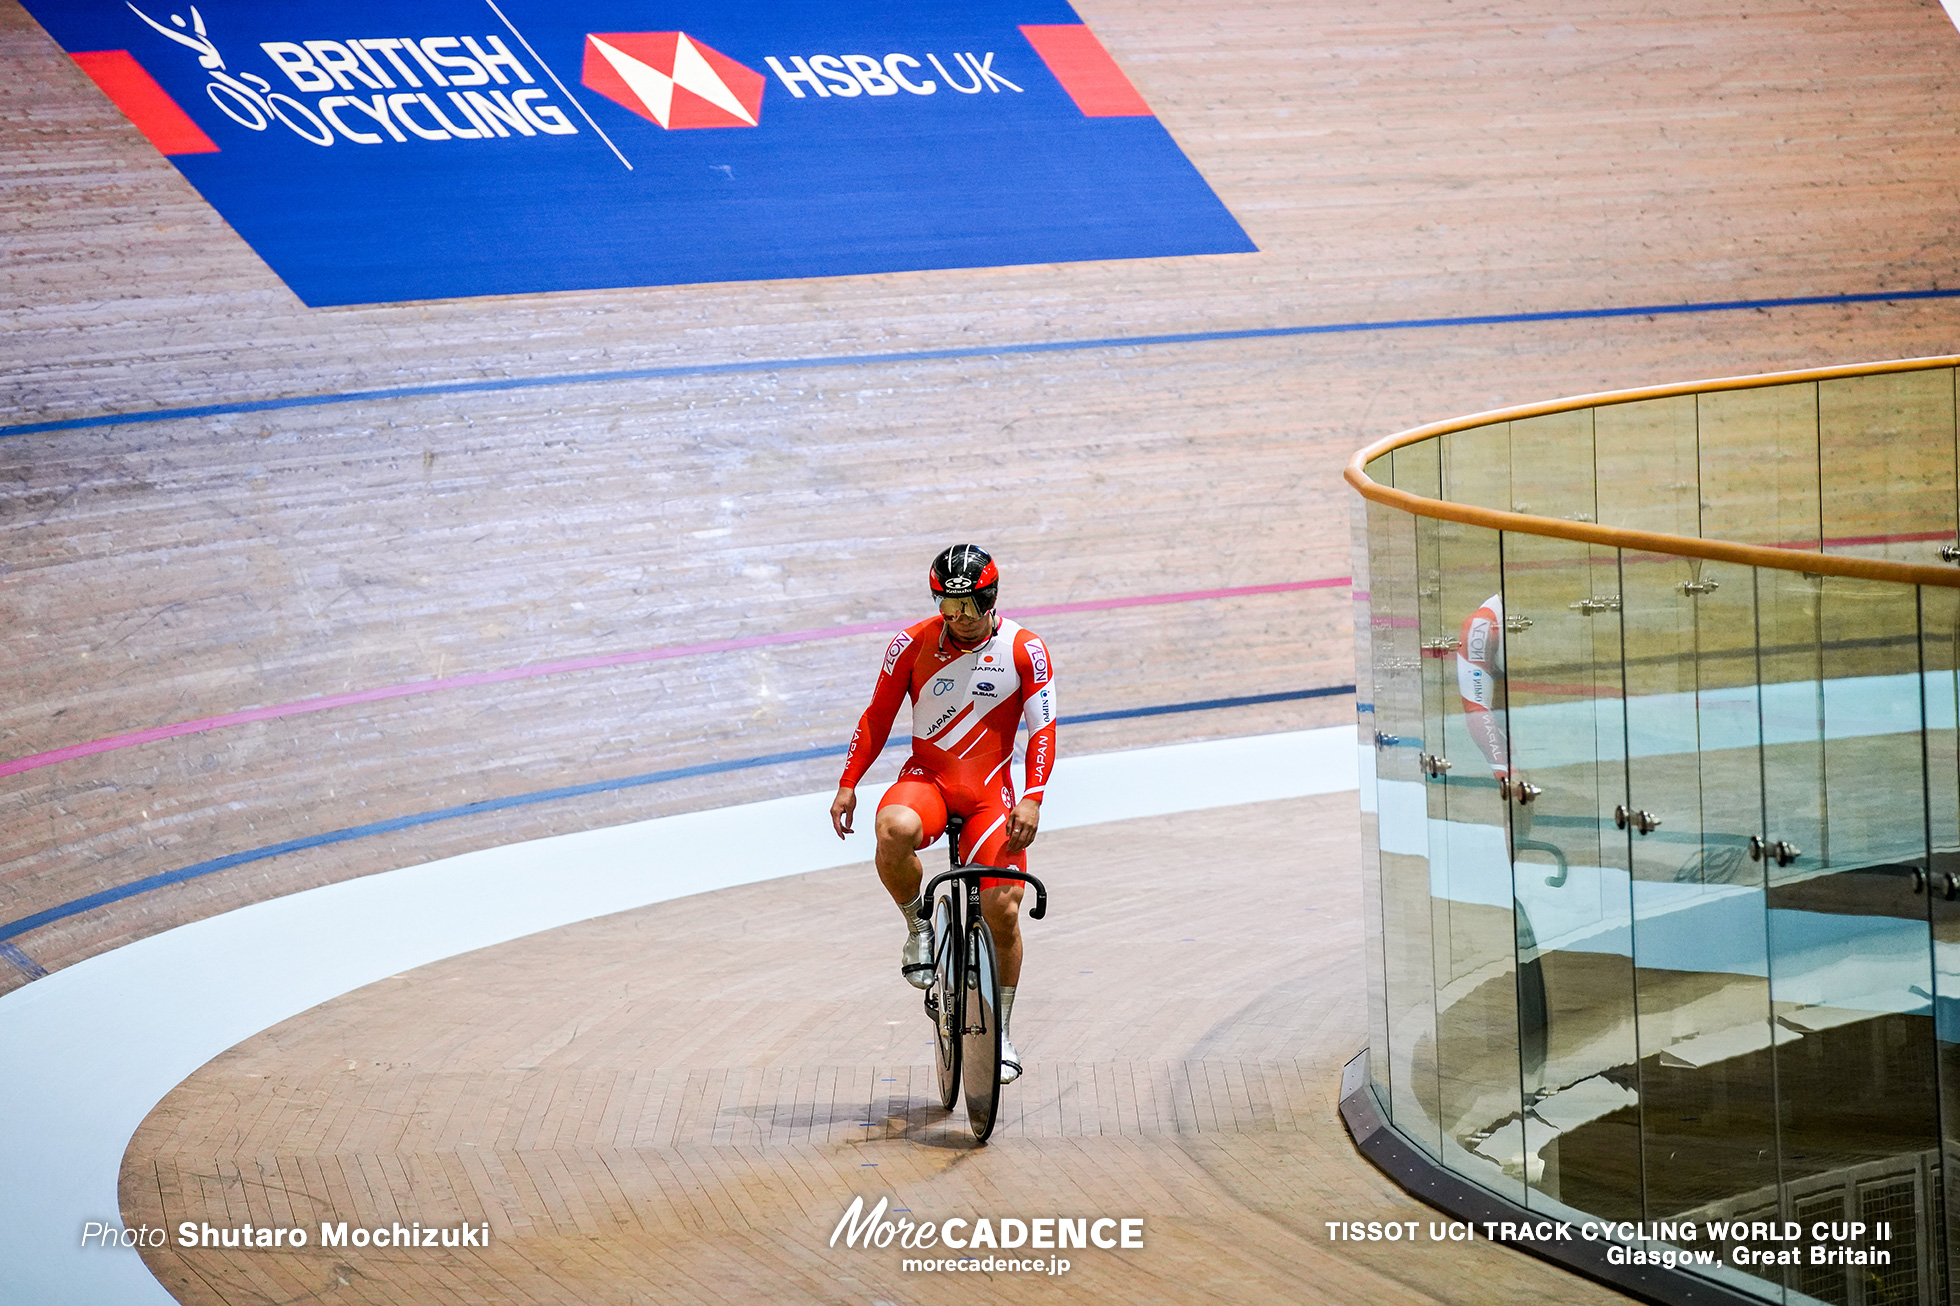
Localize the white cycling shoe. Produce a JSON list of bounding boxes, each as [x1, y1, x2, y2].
[[900, 925, 935, 990], [999, 1036, 1022, 1085]]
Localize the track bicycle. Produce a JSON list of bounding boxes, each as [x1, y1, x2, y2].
[[919, 814, 1047, 1144]]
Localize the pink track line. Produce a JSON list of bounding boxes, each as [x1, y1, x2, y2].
[[1, 576, 1350, 780]]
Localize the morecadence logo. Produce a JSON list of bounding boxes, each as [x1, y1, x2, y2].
[[830, 1194, 1143, 1276]]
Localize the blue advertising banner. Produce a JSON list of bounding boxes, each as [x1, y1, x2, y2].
[[27, 1, 1257, 306]]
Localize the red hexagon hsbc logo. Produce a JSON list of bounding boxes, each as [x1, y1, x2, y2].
[[581, 33, 764, 129]]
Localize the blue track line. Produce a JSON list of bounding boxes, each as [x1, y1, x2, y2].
[[0, 943, 47, 979], [5, 287, 1957, 438], [0, 685, 1355, 948]]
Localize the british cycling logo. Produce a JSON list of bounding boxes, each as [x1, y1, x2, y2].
[[932, 677, 956, 696], [127, 6, 1030, 150], [127, 4, 581, 148]]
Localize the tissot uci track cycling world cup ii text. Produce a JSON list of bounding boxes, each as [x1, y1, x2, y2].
[[29, 0, 1258, 306]]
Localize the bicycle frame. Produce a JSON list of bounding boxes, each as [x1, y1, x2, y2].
[[920, 814, 1049, 922], [920, 816, 1047, 1141], [919, 865, 1049, 923]]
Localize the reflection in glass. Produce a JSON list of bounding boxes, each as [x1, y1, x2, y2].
[[1924, 586, 1960, 1306], [1508, 410, 1595, 524], [1595, 396, 1699, 538], [1499, 529, 1640, 1220], [1361, 370, 1960, 1305], [1442, 420, 1511, 512], [1380, 445, 1443, 1153], [1616, 550, 1781, 1306], [1697, 383, 1820, 551], [1357, 497, 1391, 1110], [1818, 370, 1956, 567], [1768, 578, 1942, 1306], [1422, 517, 1524, 1202]]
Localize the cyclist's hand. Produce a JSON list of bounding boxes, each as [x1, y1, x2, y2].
[[1004, 797, 1041, 853], [830, 786, 857, 839]]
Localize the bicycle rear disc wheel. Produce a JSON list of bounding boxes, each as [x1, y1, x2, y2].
[[929, 891, 961, 1110], [960, 921, 1003, 1142]]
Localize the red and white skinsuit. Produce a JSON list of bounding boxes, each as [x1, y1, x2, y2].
[[1456, 592, 1511, 779], [840, 616, 1057, 886]]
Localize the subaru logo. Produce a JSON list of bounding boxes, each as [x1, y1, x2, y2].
[[974, 681, 996, 693], [933, 677, 955, 695]]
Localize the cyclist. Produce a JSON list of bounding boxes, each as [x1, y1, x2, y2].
[[829, 545, 1057, 1085], [1456, 591, 1510, 781]]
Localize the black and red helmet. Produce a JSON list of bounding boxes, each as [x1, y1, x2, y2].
[[929, 544, 999, 613]]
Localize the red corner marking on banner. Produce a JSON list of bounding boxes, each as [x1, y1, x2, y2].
[[71, 50, 218, 155], [1018, 25, 1153, 118]]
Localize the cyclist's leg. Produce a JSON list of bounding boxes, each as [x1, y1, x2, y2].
[[964, 800, 1029, 987], [978, 881, 1025, 985], [874, 767, 947, 904], [960, 784, 1029, 1084], [978, 874, 1026, 1084], [877, 770, 951, 988]]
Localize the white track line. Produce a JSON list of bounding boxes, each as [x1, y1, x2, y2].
[[0, 727, 1356, 1305]]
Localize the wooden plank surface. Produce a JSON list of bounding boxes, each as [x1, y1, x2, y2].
[[0, 0, 1957, 1295], [120, 794, 1634, 1305], [7, 0, 1960, 987]]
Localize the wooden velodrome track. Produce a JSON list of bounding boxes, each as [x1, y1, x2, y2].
[[7, 0, 1960, 1299]]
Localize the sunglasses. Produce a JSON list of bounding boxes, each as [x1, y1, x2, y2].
[[938, 596, 990, 619]]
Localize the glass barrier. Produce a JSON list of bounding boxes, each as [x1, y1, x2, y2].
[[1354, 361, 1960, 1305]]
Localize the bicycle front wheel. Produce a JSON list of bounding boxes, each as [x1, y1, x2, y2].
[[929, 890, 960, 1110], [960, 920, 1002, 1142]]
